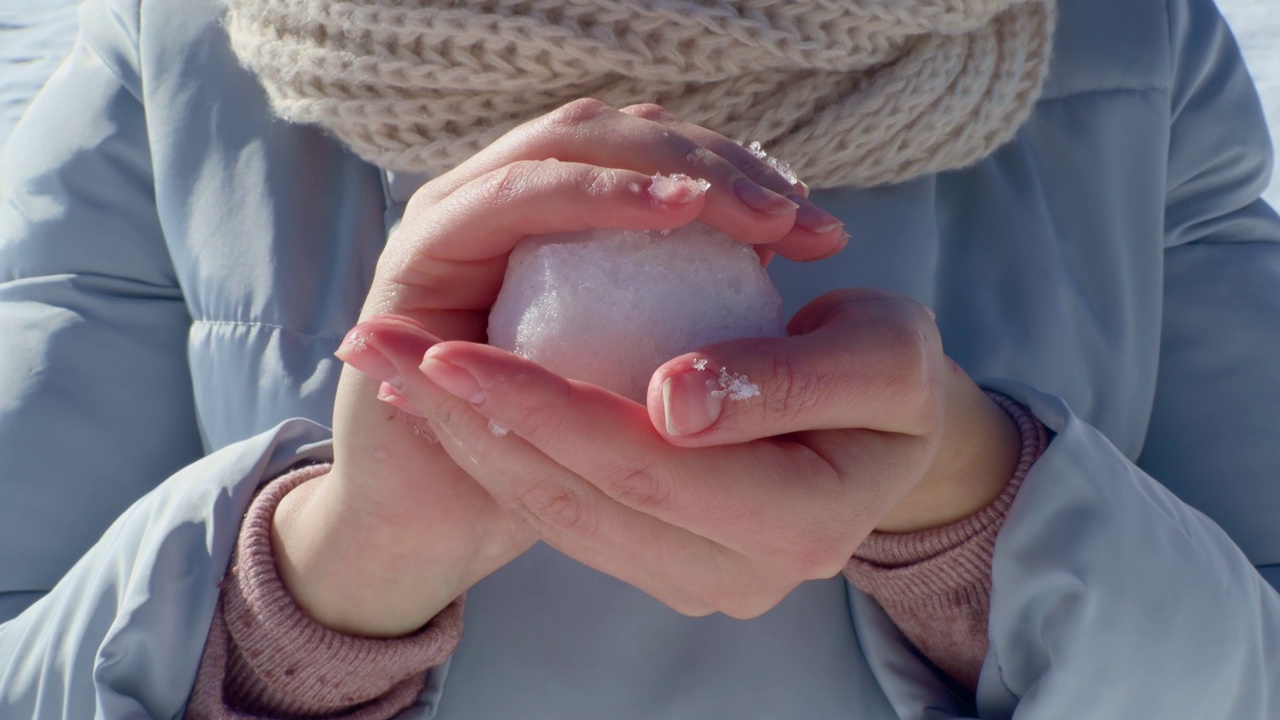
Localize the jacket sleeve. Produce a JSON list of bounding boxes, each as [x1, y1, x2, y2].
[[1134, 0, 1280, 588], [848, 384, 1280, 720], [987, 0, 1280, 713], [0, 419, 338, 719], [0, 0, 203, 622], [982, 384, 1280, 718], [0, 7, 460, 718], [854, 2, 1280, 717]]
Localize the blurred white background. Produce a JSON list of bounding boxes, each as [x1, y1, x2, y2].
[[1220, 0, 1280, 207], [1, 0, 1278, 206]]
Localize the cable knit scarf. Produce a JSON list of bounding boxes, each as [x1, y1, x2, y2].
[[225, 0, 1056, 188]]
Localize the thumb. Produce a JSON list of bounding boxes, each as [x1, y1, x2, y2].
[[646, 289, 941, 446]]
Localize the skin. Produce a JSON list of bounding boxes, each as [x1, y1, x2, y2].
[[270, 99, 1020, 638]]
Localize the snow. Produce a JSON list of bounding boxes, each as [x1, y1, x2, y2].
[[487, 222, 785, 403]]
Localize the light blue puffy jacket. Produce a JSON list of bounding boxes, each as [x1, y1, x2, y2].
[[1, 0, 1278, 717]]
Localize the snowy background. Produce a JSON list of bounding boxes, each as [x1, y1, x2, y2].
[[1, 0, 1278, 206]]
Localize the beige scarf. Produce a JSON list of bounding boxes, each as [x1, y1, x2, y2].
[[225, 0, 1055, 188]]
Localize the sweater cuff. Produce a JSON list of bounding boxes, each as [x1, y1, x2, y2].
[[188, 463, 462, 719], [842, 391, 1049, 690]]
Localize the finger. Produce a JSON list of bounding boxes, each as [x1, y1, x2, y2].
[[380, 161, 708, 313], [618, 103, 847, 261], [358, 316, 746, 615], [619, 104, 805, 196], [409, 99, 839, 260], [333, 314, 452, 442], [413, 340, 860, 571], [647, 288, 944, 445]]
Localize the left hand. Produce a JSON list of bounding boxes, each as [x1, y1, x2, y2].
[[362, 288, 1021, 618]]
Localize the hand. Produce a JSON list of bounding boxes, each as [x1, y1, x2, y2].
[[270, 99, 849, 636], [364, 289, 1021, 619]]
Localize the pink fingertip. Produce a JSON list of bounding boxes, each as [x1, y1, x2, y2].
[[335, 326, 402, 387], [376, 381, 424, 417], [339, 325, 370, 353], [648, 172, 710, 205]]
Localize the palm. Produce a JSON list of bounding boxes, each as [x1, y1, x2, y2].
[[331, 363, 537, 591]]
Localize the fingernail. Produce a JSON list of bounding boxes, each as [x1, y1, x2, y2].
[[794, 179, 811, 197], [733, 178, 799, 216], [791, 196, 844, 234], [420, 355, 486, 405], [924, 305, 937, 321], [648, 172, 710, 204], [813, 231, 851, 260], [346, 317, 441, 389], [376, 381, 424, 417], [336, 325, 402, 388], [662, 372, 723, 436]]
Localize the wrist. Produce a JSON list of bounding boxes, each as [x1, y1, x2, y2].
[[875, 367, 1021, 533], [271, 469, 468, 637]]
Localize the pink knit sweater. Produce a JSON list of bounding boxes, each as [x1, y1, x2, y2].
[[186, 393, 1048, 719]]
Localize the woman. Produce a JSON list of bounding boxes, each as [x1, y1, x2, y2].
[[1, 0, 1277, 717]]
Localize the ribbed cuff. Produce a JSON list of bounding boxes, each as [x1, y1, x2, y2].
[[842, 391, 1049, 690], [187, 464, 462, 719]]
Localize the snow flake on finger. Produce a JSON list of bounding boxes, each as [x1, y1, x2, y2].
[[692, 357, 760, 401], [743, 140, 799, 186]]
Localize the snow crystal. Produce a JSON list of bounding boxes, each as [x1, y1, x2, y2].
[[648, 171, 711, 201], [707, 366, 760, 401], [343, 331, 369, 352], [745, 140, 799, 186]]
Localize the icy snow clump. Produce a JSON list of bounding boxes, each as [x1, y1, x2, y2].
[[488, 221, 785, 403]]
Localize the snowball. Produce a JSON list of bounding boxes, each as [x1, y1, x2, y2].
[[488, 221, 785, 402]]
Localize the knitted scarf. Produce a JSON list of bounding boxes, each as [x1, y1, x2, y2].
[[225, 0, 1056, 188]]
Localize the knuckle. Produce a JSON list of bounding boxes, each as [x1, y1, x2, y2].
[[693, 568, 797, 620], [879, 319, 943, 432], [654, 586, 718, 618], [505, 405, 561, 449], [792, 536, 853, 579], [580, 166, 620, 200], [621, 102, 673, 122], [504, 377, 571, 438], [515, 479, 594, 534], [722, 140, 795, 191], [762, 356, 821, 427], [716, 588, 788, 620], [401, 183, 439, 222], [738, 157, 788, 190], [475, 160, 540, 208], [815, 553, 854, 579], [429, 395, 472, 434], [682, 144, 719, 172], [720, 601, 768, 621], [669, 601, 716, 618], [544, 97, 614, 133], [604, 464, 670, 510]]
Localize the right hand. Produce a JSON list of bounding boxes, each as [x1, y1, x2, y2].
[[270, 99, 849, 637]]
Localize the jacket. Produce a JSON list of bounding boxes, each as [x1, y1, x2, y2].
[[1, 0, 1278, 716]]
